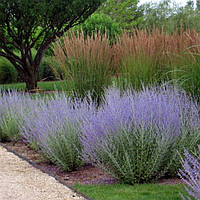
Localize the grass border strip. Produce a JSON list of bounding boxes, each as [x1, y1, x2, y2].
[[0, 142, 93, 200]]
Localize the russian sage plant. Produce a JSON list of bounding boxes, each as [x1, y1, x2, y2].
[[179, 150, 200, 200], [1, 85, 200, 183], [19, 93, 96, 171], [45, 121, 82, 171], [0, 90, 28, 141], [81, 85, 200, 184]]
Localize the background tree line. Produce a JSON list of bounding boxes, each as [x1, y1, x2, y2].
[[1, 0, 200, 90]]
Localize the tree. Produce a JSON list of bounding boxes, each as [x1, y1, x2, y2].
[[97, 0, 143, 30], [0, 0, 105, 91], [138, 0, 174, 31], [137, 0, 200, 33], [186, 0, 194, 9], [73, 13, 122, 44], [197, 0, 200, 10]]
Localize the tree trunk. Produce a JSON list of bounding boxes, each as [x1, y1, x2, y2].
[[25, 75, 38, 92], [23, 70, 38, 92]]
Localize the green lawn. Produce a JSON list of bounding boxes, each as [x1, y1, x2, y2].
[[74, 184, 186, 200], [0, 81, 70, 91]]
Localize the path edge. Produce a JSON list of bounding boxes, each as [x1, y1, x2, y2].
[[0, 143, 93, 200]]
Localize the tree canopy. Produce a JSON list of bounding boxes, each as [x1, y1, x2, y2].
[[138, 0, 200, 32], [73, 13, 122, 44], [0, 0, 104, 91], [97, 0, 143, 30]]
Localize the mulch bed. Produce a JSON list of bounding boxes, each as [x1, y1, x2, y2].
[[1, 139, 182, 187]]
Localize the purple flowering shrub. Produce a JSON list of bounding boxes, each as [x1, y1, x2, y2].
[[179, 150, 200, 200], [81, 85, 200, 184], [0, 90, 30, 141], [19, 93, 96, 171], [1, 85, 200, 181]]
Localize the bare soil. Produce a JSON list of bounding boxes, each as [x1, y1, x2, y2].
[[1, 139, 182, 187]]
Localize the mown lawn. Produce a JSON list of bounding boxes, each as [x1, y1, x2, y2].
[[0, 81, 69, 91], [74, 184, 186, 200]]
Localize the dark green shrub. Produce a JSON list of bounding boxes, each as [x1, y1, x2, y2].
[[73, 13, 122, 44], [0, 57, 18, 84], [29, 49, 56, 81], [0, 49, 56, 84], [38, 56, 57, 81]]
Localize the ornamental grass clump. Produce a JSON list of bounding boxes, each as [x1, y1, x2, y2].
[[179, 150, 200, 200], [113, 29, 200, 97], [19, 93, 96, 171], [81, 85, 200, 184], [52, 31, 114, 104]]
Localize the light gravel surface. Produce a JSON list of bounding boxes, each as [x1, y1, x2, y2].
[[0, 146, 85, 200]]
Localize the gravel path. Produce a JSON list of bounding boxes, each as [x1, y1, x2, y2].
[[0, 145, 85, 200]]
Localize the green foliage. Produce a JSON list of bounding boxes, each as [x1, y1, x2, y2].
[[97, 0, 143, 30], [0, 0, 105, 48], [169, 3, 200, 32], [44, 122, 83, 172], [28, 141, 41, 152], [0, 0, 105, 90], [117, 54, 164, 90], [92, 127, 171, 184], [138, 0, 174, 32], [117, 51, 200, 102], [0, 57, 18, 84], [38, 56, 58, 81], [167, 53, 200, 100], [138, 0, 200, 32], [52, 32, 114, 104], [75, 184, 186, 200], [0, 81, 68, 92], [118, 52, 200, 100], [166, 128, 200, 177], [66, 58, 111, 103], [73, 13, 122, 44], [0, 114, 21, 142], [88, 126, 200, 185]]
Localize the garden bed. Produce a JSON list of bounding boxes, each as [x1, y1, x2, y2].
[[1, 85, 198, 199], [1, 139, 182, 187], [1, 139, 117, 186]]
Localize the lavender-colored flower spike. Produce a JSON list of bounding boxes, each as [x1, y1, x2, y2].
[[0, 90, 33, 141], [80, 85, 200, 183], [179, 150, 200, 200], [1, 84, 200, 180]]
